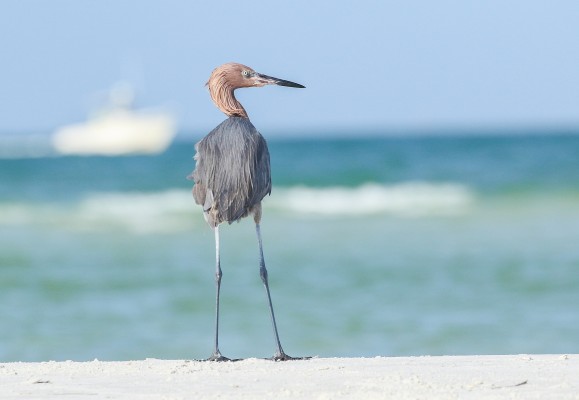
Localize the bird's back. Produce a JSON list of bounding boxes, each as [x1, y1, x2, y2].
[[190, 117, 271, 227]]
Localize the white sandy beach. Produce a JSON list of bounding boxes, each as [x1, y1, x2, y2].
[[0, 355, 577, 399]]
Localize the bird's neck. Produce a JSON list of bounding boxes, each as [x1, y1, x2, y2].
[[209, 84, 248, 118]]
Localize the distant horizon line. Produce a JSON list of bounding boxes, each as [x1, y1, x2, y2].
[[1, 124, 579, 140], [176, 124, 579, 141]]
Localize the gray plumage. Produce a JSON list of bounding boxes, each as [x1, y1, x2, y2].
[[189, 117, 271, 227]]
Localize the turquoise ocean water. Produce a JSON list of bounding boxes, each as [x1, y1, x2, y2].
[[1, 132, 578, 361]]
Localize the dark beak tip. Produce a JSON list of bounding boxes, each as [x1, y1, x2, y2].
[[257, 72, 304, 89], [277, 81, 305, 89]]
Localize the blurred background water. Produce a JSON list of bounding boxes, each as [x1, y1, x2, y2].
[[1, 132, 578, 361]]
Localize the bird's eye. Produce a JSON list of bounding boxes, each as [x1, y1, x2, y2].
[[242, 70, 250, 77]]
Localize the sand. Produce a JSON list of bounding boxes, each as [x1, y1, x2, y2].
[[0, 355, 577, 399]]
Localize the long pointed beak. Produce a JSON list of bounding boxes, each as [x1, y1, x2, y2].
[[254, 72, 305, 88]]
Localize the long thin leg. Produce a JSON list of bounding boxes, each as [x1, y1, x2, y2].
[[256, 223, 310, 361], [207, 225, 229, 361], [252, 204, 310, 362], [255, 223, 286, 359]]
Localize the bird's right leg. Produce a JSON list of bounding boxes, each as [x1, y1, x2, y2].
[[206, 225, 230, 361]]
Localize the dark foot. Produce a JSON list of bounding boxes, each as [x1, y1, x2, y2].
[[271, 352, 312, 361], [203, 352, 240, 362]]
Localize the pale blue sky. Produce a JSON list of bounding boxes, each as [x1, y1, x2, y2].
[[1, 1, 579, 135]]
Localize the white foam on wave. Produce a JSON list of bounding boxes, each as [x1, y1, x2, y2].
[[0, 190, 196, 234], [0, 183, 475, 234], [77, 190, 195, 233], [269, 183, 475, 217]]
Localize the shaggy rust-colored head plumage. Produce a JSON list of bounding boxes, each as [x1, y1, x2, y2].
[[206, 63, 253, 118], [206, 62, 305, 118]]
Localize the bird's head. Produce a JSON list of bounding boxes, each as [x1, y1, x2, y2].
[[207, 63, 305, 90], [206, 63, 304, 118]]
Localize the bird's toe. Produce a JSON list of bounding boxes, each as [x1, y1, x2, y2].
[[271, 352, 312, 362], [204, 352, 239, 362]]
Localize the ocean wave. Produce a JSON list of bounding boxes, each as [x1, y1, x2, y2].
[[0, 183, 475, 233], [77, 190, 194, 233], [269, 183, 475, 217], [0, 190, 195, 234]]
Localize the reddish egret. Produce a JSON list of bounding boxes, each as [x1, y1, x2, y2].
[[188, 63, 305, 361]]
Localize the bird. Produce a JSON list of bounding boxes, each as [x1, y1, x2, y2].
[[188, 62, 305, 361]]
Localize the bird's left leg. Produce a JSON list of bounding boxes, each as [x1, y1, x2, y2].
[[253, 204, 306, 361]]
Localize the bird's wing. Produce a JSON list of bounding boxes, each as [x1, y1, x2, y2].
[[190, 117, 271, 226]]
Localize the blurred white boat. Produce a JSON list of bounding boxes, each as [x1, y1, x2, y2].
[[52, 83, 176, 156]]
